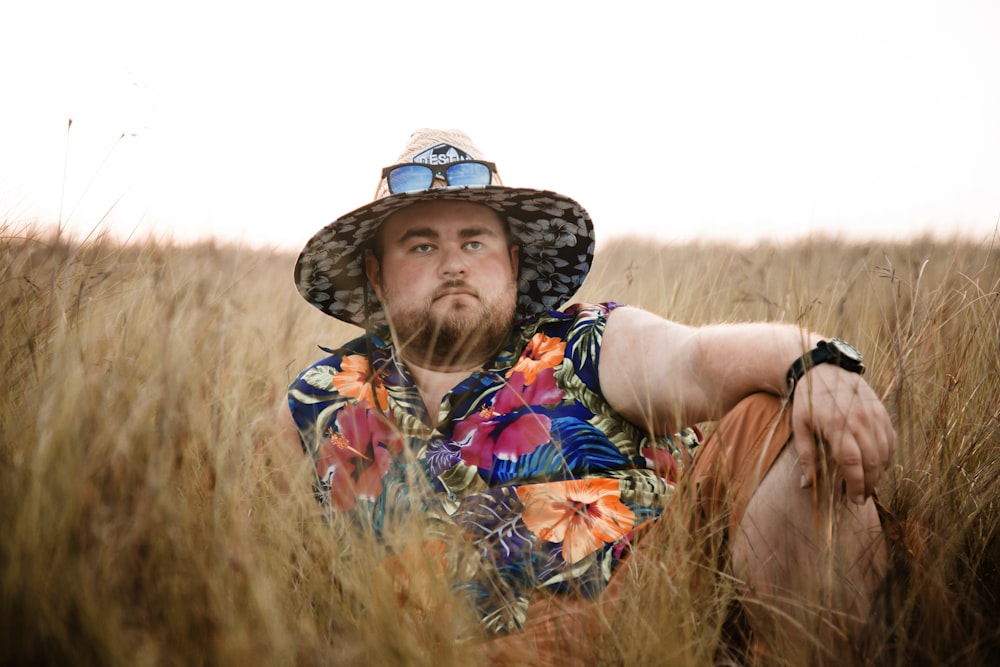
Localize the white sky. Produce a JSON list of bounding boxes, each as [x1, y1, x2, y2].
[[2, 0, 998, 250]]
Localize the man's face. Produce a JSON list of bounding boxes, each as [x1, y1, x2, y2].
[[365, 200, 520, 367]]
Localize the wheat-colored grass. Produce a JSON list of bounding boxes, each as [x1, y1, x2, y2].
[[2, 221, 998, 665]]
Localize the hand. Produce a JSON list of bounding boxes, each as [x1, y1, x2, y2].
[[790, 364, 895, 504]]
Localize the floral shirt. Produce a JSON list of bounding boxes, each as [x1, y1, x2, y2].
[[287, 302, 701, 633]]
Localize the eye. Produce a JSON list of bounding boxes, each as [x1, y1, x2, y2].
[[411, 243, 435, 254], [464, 241, 485, 251]]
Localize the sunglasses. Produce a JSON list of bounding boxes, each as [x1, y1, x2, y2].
[[381, 160, 497, 194]]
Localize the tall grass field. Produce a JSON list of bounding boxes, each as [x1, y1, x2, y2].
[[2, 222, 998, 665]]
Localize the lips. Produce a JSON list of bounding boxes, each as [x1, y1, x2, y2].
[[433, 283, 477, 301]]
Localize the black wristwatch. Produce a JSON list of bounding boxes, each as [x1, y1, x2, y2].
[[786, 338, 865, 394]]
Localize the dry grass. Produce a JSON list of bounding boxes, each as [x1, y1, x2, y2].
[[2, 221, 998, 665]]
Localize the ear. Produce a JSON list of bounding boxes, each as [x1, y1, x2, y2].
[[364, 250, 384, 301], [509, 245, 520, 278]]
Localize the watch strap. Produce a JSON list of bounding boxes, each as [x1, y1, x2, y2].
[[786, 339, 865, 394]]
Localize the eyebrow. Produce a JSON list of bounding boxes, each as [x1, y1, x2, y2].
[[395, 226, 500, 244]]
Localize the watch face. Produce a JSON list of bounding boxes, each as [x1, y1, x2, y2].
[[829, 338, 863, 363]]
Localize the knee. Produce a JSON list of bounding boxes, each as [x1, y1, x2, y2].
[[732, 443, 888, 599]]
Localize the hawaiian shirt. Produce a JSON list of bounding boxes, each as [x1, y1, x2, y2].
[[287, 302, 701, 633]]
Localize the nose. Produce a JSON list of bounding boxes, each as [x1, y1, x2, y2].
[[438, 244, 468, 278]]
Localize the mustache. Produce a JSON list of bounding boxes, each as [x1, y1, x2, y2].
[[432, 279, 478, 300]]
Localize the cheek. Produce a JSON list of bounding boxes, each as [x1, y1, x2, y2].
[[380, 260, 431, 297], [492, 256, 519, 284], [476, 260, 519, 300]]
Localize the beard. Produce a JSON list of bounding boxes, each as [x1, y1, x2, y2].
[[380, 278, 517, 369]]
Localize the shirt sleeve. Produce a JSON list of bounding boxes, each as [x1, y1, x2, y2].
[[287, 356, 343, 459], [558, 302, 621, 395], [286, 335, 370, 458]]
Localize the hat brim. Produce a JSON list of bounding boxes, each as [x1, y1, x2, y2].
[[295, 185, 595, 327]]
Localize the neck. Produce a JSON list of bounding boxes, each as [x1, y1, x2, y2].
[[398, 349, 493, 427], [398, 346, 492, 376]]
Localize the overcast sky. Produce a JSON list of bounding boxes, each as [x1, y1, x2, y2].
[[2, 0, 998, 250]]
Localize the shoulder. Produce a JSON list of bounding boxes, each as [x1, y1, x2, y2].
[[562, 301, 623, 320], [561, 301, 624, 328], [512, 302, 624, 392], [290, 335, 369, 386], [506, 302, 622, 359], [287, 332, 397, 446], [518, 302, 623, 338], [287, 332, 386, 413]]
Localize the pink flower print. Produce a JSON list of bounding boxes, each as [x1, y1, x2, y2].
[[454, 368, 563, 470], [641, 446, 679, 482], [315, 403, 403, 509]]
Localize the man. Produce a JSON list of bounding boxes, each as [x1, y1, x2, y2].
[[288, 129, 893, 663]]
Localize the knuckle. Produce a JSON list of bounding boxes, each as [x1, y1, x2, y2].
[[837, 451, 863, 468]]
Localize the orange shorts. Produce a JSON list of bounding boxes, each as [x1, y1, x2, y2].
[[688, 392, 794, 538], [481, 393, 793, 665]]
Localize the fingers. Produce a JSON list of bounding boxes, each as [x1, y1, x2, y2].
[[834, 430, 869, 505], [848, 393, 895, 500], [791, 368, 895, 504], [834, 406, 889, 503], [871, 401, 896, 482]]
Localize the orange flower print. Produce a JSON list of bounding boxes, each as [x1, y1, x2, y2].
[[517, 479, 635, 564], [508, 333, 565, 385], [333, 354, 388, 410]]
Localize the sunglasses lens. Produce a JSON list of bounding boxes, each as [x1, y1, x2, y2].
[[387, 164, 434, 194], [445, 161, 492, 187]]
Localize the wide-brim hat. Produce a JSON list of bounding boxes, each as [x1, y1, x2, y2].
[[294, 129, 595, 328]]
